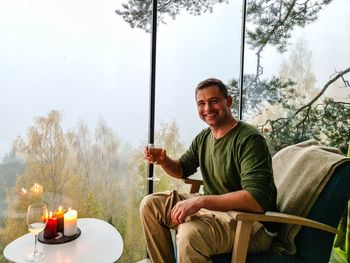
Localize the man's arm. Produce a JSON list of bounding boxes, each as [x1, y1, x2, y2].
[[145, 147, 184, 179], [171, 190, 264, 225], [198, 190, 264, 213], [159, 155, 184, 179]]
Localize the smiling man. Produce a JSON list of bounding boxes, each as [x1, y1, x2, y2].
[[140, 78, 278, 263]]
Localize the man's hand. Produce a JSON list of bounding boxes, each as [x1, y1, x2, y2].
[[171, 197, 202, 225], [144, 146, 166, 165]]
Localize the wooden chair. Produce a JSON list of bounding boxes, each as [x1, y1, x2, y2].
[[184, 161, 350, 263]]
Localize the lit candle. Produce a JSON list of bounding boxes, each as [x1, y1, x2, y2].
[[54, 206, 65, 233], [64, 208, 78, 236], [44, 211, 58, 239]]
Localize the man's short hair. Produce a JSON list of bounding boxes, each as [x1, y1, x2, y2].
[[195, 78, 228, 98]]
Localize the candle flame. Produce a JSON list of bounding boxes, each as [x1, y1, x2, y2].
[[59, 206, 62, 212], [21, 188, 27, 195], [49, 211, 53, 218]]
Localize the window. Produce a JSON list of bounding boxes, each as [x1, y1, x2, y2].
[[1, 1, 349, 262], [0, 1, 149, 261]]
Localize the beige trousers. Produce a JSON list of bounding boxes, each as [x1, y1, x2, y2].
[[140, 190, 273, 263]]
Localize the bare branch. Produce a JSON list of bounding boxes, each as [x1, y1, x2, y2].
[[158, 0, 173, 11], [258, 67, 350, 134], [293, 67, 350, 117], [340, 75, 350, 87], [252, 0, 298, 86]]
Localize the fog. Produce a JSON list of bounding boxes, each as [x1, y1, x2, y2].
[[0, 0, 349, 159]]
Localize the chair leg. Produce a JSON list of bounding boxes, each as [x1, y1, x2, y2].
[[231, 221, 253, 263]]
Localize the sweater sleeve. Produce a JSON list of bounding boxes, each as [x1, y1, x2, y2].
[[179, 135, 201, 178], [238, 134, 276, 212]]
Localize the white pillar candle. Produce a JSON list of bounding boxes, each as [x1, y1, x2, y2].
[[64, 209, 78, 236]]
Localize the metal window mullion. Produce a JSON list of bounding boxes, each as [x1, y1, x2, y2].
[[147, 0, 158, 195], [238, 0, 247, 121]]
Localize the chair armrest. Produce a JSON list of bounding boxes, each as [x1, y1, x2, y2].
[[227, 210, 338, 263], [183, 178, 203, 194], [227, 211, 338, 234]]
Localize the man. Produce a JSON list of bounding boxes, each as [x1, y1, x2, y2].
[[140, 78, 278, 263]]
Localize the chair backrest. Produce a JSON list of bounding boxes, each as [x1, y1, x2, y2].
[[245, 162, 350, 263], [212, 162, 350, 263], [294, 162, 350, 262]]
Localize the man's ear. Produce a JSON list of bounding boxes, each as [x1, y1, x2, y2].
[[226, 95, 233, 107]]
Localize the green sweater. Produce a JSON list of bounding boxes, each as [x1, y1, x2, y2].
[[179, 121, 277, 213]]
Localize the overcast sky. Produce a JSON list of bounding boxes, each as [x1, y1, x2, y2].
[[0, 0, 349, 159]]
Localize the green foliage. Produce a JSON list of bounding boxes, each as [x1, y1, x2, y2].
[[258, 98, 350, 155], [0, 111, 145, 263], [116, 0, 349, 159], [0, 152, 24, 217], [227, 74, 350, 156], [246, 0, 333, 52], [0, 242, 7, 263], [116, 0, 229, 32], [154, 121, 188, 192], [116, 120, 189, 262], [226, 39, 350, 156], [227, 74, 296, 118], [116, 0, 332, 54]]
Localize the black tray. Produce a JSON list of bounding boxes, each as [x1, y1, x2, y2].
[[38, 228, 81, 244]]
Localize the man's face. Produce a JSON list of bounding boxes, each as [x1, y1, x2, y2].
[[196, 86, 232, 128]]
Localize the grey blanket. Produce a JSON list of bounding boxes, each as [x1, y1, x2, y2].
[[270, 140, 350, 254]]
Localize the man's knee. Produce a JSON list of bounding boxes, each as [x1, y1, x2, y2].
[[139, 194, 156, 217], [140, 190, 180, 214], [140, 192, 172, 219], [176, 222, 209, 254]]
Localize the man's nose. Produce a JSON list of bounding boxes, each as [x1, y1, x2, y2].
[[204, 102, 212, 111]]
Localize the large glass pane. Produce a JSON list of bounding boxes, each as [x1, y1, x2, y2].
[[150, 1, 243, 193], [240, 0, 350, 155], [0, 1, 149, 262]]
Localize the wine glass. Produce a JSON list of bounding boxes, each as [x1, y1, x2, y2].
[[26, 203, 48, 262], [146, 143, 164, 181]]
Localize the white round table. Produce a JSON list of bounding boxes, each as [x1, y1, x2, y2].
[[4, 218, 123, 263]]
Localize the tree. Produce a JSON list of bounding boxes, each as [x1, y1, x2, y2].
[[1, 111, 77, 245], [13, 111, 74, 206], [109, 2, 350, 260], [0, 151, 24, 212], [116, 0, 333, 83], [224, 36, 350, 155], [89, 120, 123, 220], [252, 39, 318, 130], [257, 67, 350, 155], [227, 74, 295, 120], [246, 0, 333, 82], [154, 121, 187, 192], [119, 120, 187, 262], [116, 0, 229, 33], [116, 0, 350, 155], [279, 39, 317, 105], [0, 112, 119, 246], [0, 111, 142, 263]]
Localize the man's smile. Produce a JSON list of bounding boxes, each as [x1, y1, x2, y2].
[[205, 112, 217, 118]]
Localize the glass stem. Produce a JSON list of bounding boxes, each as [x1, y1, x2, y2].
[[34, 234, 38, 257]]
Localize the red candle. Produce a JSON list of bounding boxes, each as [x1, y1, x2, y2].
[[44, 211, 58, 239], [54, 206, 65, 233]]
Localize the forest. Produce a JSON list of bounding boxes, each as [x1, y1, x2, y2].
[[1, 0, 349, 262]]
